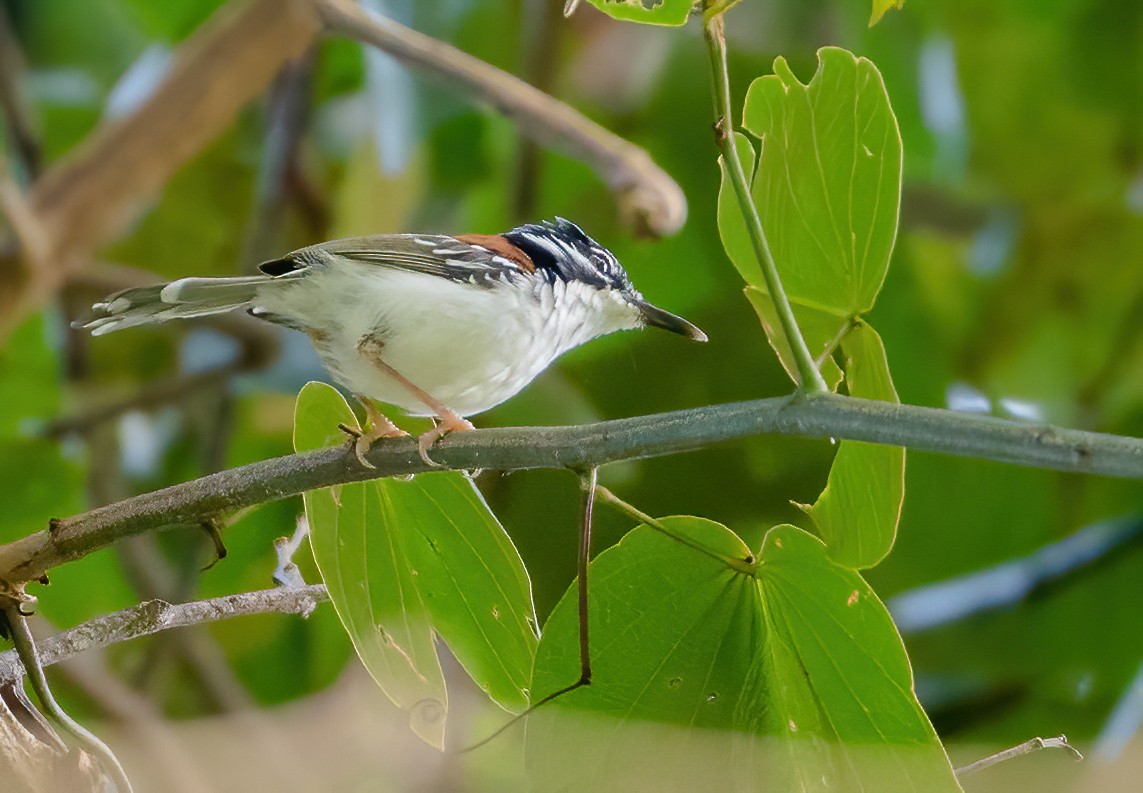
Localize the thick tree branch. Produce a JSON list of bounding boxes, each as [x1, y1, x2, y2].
[[0, 0, 322, 339], [2, 393, 1142, 583], [0, 586, 328, 685]]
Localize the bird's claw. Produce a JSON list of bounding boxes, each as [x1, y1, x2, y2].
[[338, 422, 409, 469], [416, 416, 475, 468]]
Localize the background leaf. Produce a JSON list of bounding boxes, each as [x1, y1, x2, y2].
[[527, 518, 958, 792]]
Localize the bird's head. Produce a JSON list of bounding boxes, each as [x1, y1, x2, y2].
[[501, 218, 707, 342]]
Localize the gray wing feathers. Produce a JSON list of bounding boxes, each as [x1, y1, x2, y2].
[[313, 235, 521, 286]]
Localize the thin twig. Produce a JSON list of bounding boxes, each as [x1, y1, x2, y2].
[[0, 585, 329, 684], [888, 515, 1143, 634], [510, 0, 562, 223], [2, 392, 1142, 583], [315, 0, 686, 237], [239, 50, 315, 272], [955, 735, 1082, 776]]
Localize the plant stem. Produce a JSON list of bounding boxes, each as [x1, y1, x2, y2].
[[596, 486, 755, 572], [3, 392, 1140, 584], [3, 599, 135, 793], [703, 12, 829, 393]]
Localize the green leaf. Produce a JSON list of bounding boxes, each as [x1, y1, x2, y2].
[[294, 383, 537, 748], [720, 48, 902, 318], [800, 322, 905, 568], [582, 0, 694, 26], [869, 0, 905, 26], [744, 285, 844, 390], [527, 519, 958, 792], [294, 383, 445, 747], [380, 471, 538, 711]]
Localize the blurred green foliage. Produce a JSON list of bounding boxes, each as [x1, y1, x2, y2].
[[1, 0, 1141, 789]]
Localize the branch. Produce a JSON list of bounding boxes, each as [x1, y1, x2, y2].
[[1, 0, 322, 339], [314, 0, 686, 237], [955, 735, 1082, 776], [2, 598, 134, 792], [0, 586, 328, 685], [2, 393, 1142, 583]]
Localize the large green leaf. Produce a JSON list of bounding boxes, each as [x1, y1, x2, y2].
[[527, 518, 957, 792], [743, 48, 902, 315], [717, 49, 902, 324], [800, 322, 905, 568], [582, 0, 693, 27], [294, 382, 537, 749]]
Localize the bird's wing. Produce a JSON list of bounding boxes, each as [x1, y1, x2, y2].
[[264, 234, 530, 288]]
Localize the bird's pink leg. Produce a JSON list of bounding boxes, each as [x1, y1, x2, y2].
[[357, 336, 474, 466]]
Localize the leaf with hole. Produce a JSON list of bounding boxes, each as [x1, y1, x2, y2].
[[582, 0, 693, 27], [717, 48, 902, 341]]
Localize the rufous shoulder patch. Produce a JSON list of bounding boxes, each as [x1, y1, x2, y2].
[[454, 233, 536, 273]]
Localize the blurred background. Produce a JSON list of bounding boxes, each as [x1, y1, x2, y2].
[[0, 0, 1141, 790]]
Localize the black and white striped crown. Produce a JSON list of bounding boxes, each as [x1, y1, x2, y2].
[[502, 218, 631, 291]]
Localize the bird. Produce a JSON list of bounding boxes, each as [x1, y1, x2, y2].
[[76, 218, 707, 465]]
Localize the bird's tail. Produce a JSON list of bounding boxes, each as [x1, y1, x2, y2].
[[76, 275, 276, 335]]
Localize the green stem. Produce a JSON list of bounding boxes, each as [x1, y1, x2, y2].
[[704, 12, 829, 393], [596, 486, 755, 573], [3, 600, 134, 793]]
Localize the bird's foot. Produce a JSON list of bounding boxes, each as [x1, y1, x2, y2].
[[416, 412, 475, 468], [339, 403, 408, 469]]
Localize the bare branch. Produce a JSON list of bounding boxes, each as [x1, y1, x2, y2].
[[2, 393, 1142, 583], [315, 0, 687, 237], [955, 735, 1083, 776], [0, 586, 329, 685]]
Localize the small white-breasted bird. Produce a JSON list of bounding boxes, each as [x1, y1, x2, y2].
[[78, 218, 706, 463]]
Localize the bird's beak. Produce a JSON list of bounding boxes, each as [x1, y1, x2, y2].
[[635, 301, 708, 342]]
